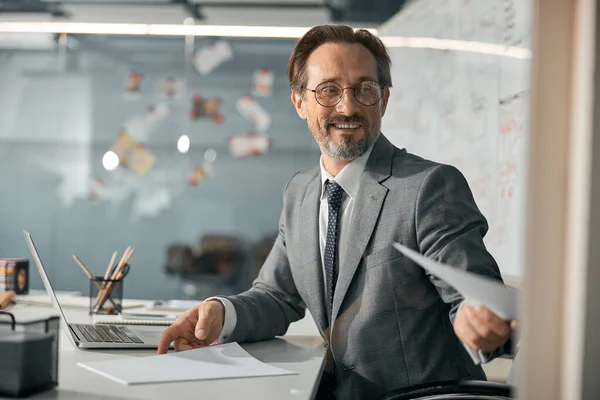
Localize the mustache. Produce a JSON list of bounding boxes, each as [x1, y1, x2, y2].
[[326, 114, 368, 126]]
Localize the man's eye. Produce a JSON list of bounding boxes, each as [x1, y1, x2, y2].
[[320, 87, 340, 95]]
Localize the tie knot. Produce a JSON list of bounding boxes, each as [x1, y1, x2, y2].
[[326, 180, 344, 207]]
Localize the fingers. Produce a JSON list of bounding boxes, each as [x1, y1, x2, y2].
[[195, 304, 217, 340], [174, 337, 205, 352], [458, 305, 512, 352], [157, 306, 199, 354], [456, 307, 494, 351], [158, 324, 182, 354], [468, 305, 511, 338], [194, 300, 225, 342], [157, 302, 223, 355], [510, 320, 518, 330]]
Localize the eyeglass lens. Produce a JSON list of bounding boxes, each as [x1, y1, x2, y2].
[[314, 81, 382, 107]]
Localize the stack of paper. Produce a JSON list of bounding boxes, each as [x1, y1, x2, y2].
[[392, 243, 518, 320], [77, 342, 295, 385]]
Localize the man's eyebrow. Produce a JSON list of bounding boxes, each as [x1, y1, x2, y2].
[[319, 76, 378, 85]]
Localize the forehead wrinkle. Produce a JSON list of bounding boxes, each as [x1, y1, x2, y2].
[[305, 44, 378, 88]]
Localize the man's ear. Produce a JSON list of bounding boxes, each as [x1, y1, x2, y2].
[[291, 90, 307, 120], [380, 87, 391, 116]]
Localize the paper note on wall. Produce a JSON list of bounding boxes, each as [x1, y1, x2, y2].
[[190, 94, 224, 123], [194, 40, 233, 75], [252, 69, 274, 97], [228, 134, 271, 158], [129, 145, 156, 177], [236, 95, 271, 132], [110, 131, 135, 166], [156, 78, 183, 99]]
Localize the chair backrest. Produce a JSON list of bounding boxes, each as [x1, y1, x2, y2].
[[195, 235, 243, 276], [377, 380, 514, 400], [165, 245, 194, 275]]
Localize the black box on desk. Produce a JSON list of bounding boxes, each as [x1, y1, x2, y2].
[[0, 313, 60, 397], [0, 259, 29, 295]]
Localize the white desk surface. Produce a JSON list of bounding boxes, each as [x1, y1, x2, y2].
[[2, 297, 326, 400]]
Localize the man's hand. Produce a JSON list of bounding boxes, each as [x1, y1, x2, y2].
[[157, 300, 225, 355], [453, 302, 516, 353]]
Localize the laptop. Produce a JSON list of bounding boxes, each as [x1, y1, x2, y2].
[[23, 230, 166, 349]]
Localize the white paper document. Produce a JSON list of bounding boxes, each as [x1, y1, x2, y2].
[[392, 243, 518, 320], [77, 342, 296, 385]]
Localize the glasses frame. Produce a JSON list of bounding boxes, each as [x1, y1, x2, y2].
[[302, 80, 385, 107]]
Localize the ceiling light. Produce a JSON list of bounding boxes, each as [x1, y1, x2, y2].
[[177, 135, 190, 154], [0, 22, 377, 38], [0, 22, 531, 58], [102, 151, 119, 171], [381, 36, 531, 59]]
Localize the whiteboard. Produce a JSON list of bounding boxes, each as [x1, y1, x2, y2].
[[379, 0, 532, 277]]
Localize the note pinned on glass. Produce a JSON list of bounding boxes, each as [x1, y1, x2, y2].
[[77, 342, 295, 385], [252, 68, 274, 97], [392, 242, 518, 320], [228, 134, 272, 158], [236, 95, 272, 132], [193, 40, 233, 75], [128, 145, 156, 177]]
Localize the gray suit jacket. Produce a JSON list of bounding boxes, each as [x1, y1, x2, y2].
[[223, 134, 507, 399]]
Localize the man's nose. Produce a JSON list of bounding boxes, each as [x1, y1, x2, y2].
[[335, 88, 360, 115]]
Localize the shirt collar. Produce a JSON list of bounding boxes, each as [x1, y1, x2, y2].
[[319, 144, 374, 200]]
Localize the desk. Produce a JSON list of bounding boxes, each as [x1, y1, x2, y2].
[[2, 300, 326, 400]]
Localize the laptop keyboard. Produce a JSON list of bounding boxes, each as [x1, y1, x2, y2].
[[73, 324, 145, 344]]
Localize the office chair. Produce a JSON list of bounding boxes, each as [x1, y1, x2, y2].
[[377, 379, 514, 400], [165, 245, 195, 275], [167, 235, 246, 298]]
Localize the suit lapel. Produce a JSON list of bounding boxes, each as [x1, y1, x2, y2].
[[331, 135, 394, 324], [298, 173, 328, 332]]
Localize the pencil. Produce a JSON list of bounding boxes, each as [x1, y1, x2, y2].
[[119, 248, 135, 276], [72, 255, 95, 280], [102, 251, 118, 289], [112, 247, 132, 279]]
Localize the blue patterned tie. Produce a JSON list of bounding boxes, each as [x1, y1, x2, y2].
[[324, 180, 344, 324]]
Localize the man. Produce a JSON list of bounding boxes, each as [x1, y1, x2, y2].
[[158, 25, 515, 399]]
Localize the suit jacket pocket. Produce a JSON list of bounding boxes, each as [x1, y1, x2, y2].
[[364, 246, 403, 269]]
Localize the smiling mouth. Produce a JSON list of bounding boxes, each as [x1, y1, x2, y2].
[[331, 123, 361, 130]]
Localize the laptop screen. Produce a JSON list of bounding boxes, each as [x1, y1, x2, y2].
[[22, 230, 73, 332]]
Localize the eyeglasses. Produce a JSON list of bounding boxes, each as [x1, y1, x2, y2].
[[302, 80, 384, 107]]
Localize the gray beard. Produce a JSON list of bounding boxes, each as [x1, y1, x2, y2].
[[319, 133, 376, 161]]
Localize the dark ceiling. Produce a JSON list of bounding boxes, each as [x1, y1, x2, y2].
[[0, 0, 408, 24]]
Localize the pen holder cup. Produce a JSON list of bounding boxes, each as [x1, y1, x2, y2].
[[89, 276, 124, 315]]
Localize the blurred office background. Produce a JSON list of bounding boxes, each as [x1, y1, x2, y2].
[[5, 2, 600, 398], [0, 0, 531, 302]]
